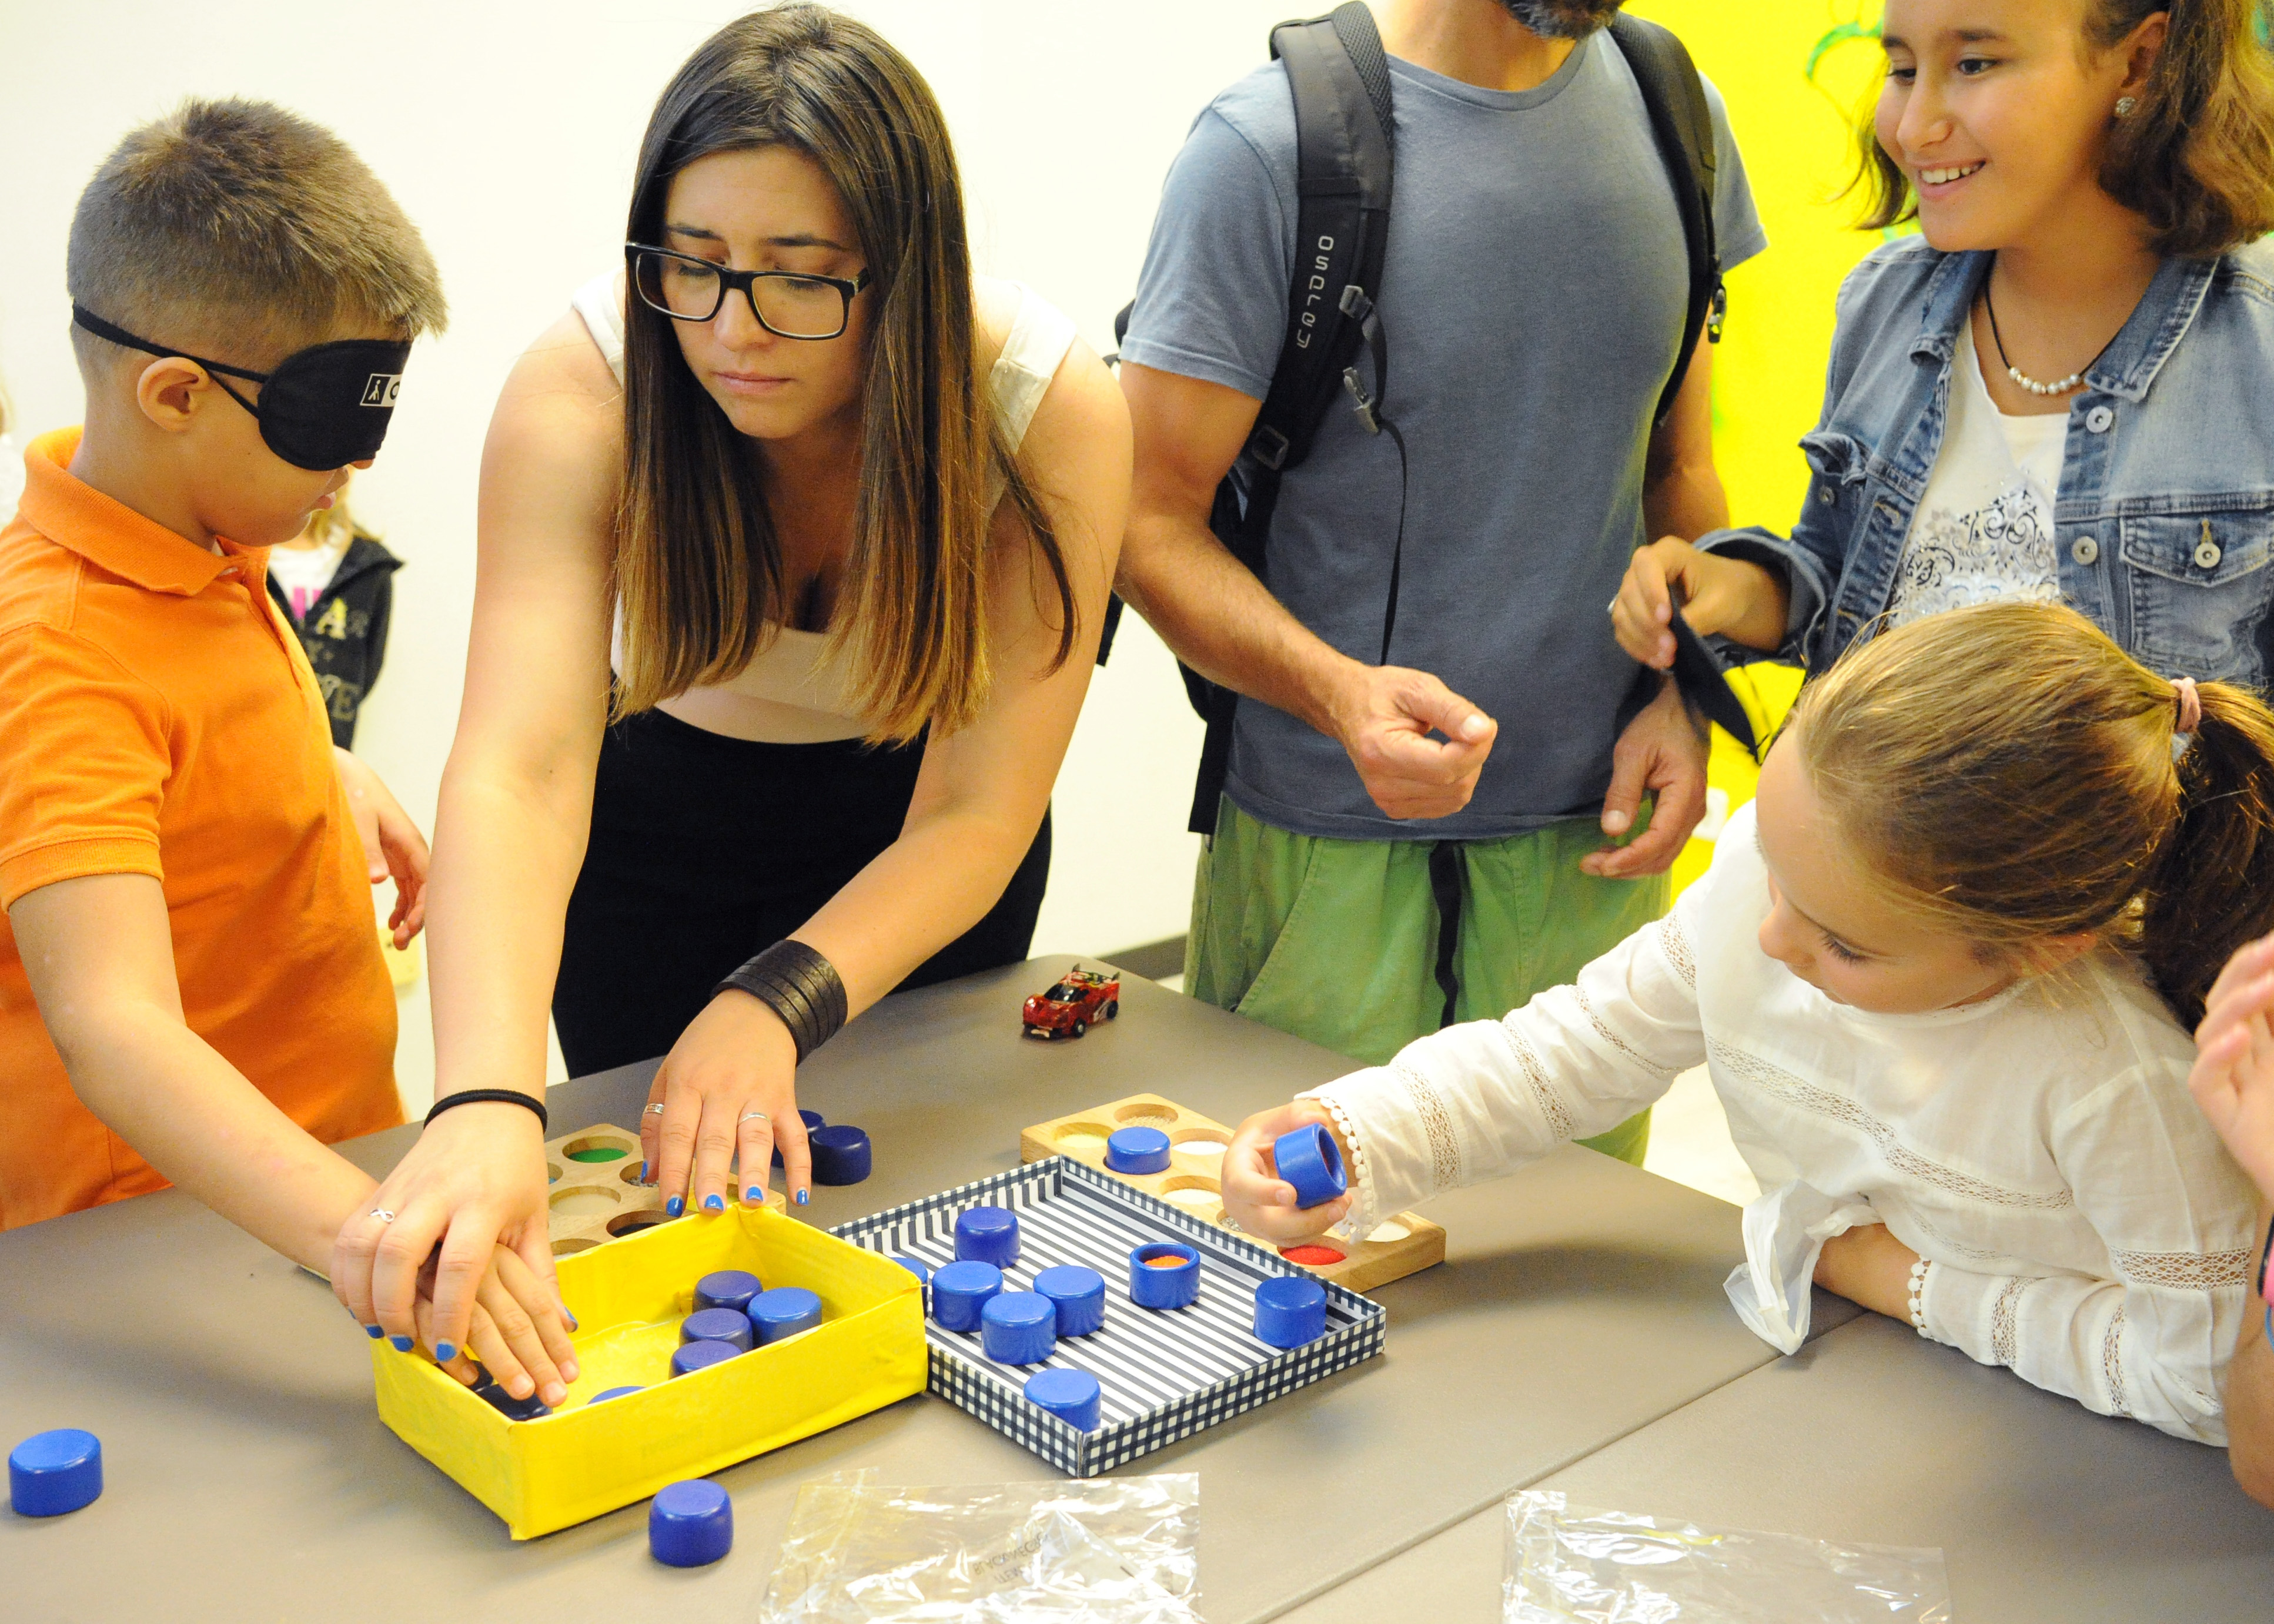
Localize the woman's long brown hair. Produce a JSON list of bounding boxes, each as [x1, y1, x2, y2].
[[1794, 602, 2274, 1026], [614, 4, 1075, 743]]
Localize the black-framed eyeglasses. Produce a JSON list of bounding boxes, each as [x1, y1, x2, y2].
[[626, 245, 871, 340]]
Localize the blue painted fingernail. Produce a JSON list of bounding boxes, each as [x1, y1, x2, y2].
[[703, 1194, 724, 1211], [363, 1324, 384, 1339], [389, 1335, 414, 1352], [640, 1160, 648, 1181], [563, 1310, 579, 1331], [795, 1188, 810, 1206], [745, 1185, 762, 1203], [436, 1341, 457, 1362], [666, 1196, 684, 1217]]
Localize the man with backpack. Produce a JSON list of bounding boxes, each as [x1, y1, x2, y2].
[[1115, 0, 1765, 1165]]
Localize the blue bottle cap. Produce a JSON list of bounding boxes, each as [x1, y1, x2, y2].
[[1024, 1368, 1102, 1432], [1104, 1125, 1173, 1174], [1032, 1264, 1107, 1337], [979, 1291, 1058, 1365], [671, 1338, 743, 1377], [588, 1385, 646, 1405], [8, 1428, 102, 1517], [929, 1260, 1005, 1332], [467, 1368, 553, 1420], [695, 1269, 764, 1315], [748, 1286, 823, 1345], [649, 1478, 734, 1567], [1128, 1243, 1200, 1310], [773, 1108, 830, 1167], [892, 1255, 932, 1283], [681, 1307, 755, 1352], [1252, 1275, 1329, 1348], [809, 1124, 872, 1186], [954, 1204, 1021, 1268], [1273, 1123, 1347, 1210]]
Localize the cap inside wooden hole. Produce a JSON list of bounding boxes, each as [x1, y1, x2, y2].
[[549, 1184, 623, 1219], [552, 1237, 599, 1255], [1052, 1121, 1112, 1151], [1112, 1103, 1177, 1127]]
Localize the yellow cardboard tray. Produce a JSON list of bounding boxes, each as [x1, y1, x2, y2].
[[372, 1204, 925, 1539]]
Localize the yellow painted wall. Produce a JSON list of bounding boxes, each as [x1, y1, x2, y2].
[[1626, 2, 1891, 886]]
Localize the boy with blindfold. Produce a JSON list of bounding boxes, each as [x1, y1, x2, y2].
[[0, 99, 577, 1410]]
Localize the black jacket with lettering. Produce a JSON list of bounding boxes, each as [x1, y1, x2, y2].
[[267, 533, 401, 749]]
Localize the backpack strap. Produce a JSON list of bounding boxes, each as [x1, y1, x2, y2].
[[1606, 13, 1724, 428], [1180, 2, 1397, 834]]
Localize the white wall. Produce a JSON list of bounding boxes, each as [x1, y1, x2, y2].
[[0, 0, 1291, 1106]]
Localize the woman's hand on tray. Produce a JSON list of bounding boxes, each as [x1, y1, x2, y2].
[[333, 1102, 574, 1402], [643, 989, 812, 1215], [1223, 1101, 1355, 1241]]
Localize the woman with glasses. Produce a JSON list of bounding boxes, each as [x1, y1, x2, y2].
[[333, 3, 1127, 1360]]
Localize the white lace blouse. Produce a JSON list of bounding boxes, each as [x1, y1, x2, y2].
[[1305, 802, 2260, 1444]]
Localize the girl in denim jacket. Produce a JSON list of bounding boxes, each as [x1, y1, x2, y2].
[[1613, 0, 2274, 688]]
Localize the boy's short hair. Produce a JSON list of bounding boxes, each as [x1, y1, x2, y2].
[[67, 98, 447, 371]]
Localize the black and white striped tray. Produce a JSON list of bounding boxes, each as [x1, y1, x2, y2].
[[832, 1157, 1386, 1475]]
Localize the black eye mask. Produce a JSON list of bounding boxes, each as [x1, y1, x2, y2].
[[72, 305, 412, 472], [1666, 605, 1761, 759]]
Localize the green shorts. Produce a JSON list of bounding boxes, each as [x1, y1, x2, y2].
[[1185, 798, 1666, 1166]]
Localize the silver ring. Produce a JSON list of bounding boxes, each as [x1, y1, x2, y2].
[[643, 1103, 666, 1116], [369, 1208, 396, 1224], [740, 1110, 770, 1124]]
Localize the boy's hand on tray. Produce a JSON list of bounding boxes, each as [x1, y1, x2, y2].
[[643, 990, 811, 1216], [1222, 1101, 1354, 1241]]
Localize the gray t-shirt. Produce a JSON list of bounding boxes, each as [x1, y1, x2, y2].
[[1121, 34, 1767, 842]]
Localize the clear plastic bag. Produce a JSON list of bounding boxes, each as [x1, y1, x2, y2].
[[1505, 1492, 1953, 1622], [758, 1470, 1199, 1624]]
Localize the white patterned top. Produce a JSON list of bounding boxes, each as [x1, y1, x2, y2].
[[1303, 801, 2259, 1445], [1887, 322, 2066, 630]]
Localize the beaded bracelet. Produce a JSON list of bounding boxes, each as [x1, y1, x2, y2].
[[714, 939, 848, 1064], [1906, 1257, 1932, 1335]]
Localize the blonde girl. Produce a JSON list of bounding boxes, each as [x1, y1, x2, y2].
[[1228, 602, 2269, 1442]]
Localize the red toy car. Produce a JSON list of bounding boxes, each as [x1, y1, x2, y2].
[[1022, 967, 1121, 1039]]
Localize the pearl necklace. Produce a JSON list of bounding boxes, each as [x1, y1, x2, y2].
[[1982, 280, 2093, 397]]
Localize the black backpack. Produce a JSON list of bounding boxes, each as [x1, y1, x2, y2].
[[1108, 4, 1727, 835]]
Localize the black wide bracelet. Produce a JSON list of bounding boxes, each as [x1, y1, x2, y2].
[[714, 939, 849, 1064], [424, 1088, 549, 1134]]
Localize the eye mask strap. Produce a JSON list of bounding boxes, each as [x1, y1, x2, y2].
[[71, 305, 270, 420]]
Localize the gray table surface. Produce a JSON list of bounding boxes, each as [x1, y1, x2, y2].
[[1279, 1311, 2274, 1623], [4, 956, 1834, 1622]]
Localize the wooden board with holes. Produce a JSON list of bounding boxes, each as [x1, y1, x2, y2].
[[1019, 1092, 1443, 1293], [544, 1123, 784, 1259]]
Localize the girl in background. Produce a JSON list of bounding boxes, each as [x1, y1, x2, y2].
[[1613, 0, 2274, 687], [266, 471, 402, 748], [1229, 603, 2266, 1443]]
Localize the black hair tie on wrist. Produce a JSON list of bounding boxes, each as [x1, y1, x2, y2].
[[424, 1088, 549, 1134], [714, 939, 848, 1064]]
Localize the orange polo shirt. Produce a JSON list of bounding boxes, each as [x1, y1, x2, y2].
[[0, 428, 400, 1228]]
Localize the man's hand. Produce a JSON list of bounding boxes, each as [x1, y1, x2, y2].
[[1611, 537, 1788, 669], [334, 746, 429, 948], [1581, 677, 1708, 879], [1326, 663, 1497, 821]]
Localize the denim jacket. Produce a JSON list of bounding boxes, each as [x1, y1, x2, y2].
[[1703, 237, 2274, 685]]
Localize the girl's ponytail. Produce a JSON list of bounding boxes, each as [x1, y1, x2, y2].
[[2142, 682, 2274, 1024]]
